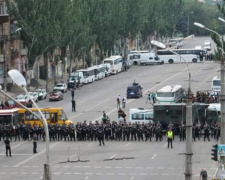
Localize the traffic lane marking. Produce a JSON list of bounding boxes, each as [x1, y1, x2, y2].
[[0, 171, 214, 177], [87, 142, 93, 147], [110, 153, 117, 159], [13, 142, 60, 167], [0, 153, 33, 156], [151, 154, 157, 159], [0, 141, 26, 155]]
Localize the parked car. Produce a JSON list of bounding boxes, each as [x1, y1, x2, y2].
[[35, 89, 47, 100], [53, 83, 68, 93], [28, 92, 39, 102], [49, 91, 64, 101], [16, 94, 29, 104]]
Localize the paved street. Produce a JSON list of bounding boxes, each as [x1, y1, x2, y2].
[[0, 36, 220, 180]]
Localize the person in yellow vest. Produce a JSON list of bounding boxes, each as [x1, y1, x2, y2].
[[167, 128, 173, 148]]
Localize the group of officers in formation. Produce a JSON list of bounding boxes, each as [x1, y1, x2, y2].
[[0, 118, 221, 145]]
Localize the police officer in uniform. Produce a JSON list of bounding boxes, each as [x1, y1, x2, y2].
[[167, 128, 173, 148], [130, 123, 137, 141], [97, 124, 105, 146], [203, 121, 210, 141]]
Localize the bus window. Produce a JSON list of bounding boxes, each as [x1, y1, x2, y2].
[[145, 114, 153, 120], [132, 113, 144, 120]]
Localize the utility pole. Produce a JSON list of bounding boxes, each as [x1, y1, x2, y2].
[[194, 21, 225, 178], [220, 40, 225, 166], [187, 12, 193, 36], [185, 81, 193, 180], [168, 49, 193, 179]]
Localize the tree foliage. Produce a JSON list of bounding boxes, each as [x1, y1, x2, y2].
[[5, 0, 222, 69]]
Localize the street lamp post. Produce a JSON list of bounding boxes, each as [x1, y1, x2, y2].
[[8, 69, 51, 180], [187, 12, 193, 36], [194, 22, 225, 178], [169, 50, 193, 180]]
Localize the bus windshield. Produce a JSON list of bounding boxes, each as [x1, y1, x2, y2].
[[213, 80, 221, 86], [103, 60, 113, 65], [59, 109, 68, 121], [157, 92, 174, 97]]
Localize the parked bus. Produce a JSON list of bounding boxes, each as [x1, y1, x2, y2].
[[212, 76, 220, 93], [18, 107, 73, 126], [129, 108, 154, 124], [157, 50, 200, 63], [156, 85, 185, 103], [93, 65, 106, 80], [128, 50, 150, 65], [173, 49, 205, 61], [168, 38, 183, 49], [103, 55, 123, 75], [77, 67, 95, 84], [0, 108, 21, 124]]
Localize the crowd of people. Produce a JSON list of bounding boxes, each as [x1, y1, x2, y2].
[[195, 91, 219, 103]]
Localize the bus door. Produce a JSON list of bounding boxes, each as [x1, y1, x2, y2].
[[51, 113, 57, 124]]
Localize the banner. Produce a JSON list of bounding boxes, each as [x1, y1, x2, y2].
[[218, 145, 225, 156]]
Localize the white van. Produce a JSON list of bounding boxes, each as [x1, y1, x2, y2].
[[101, 63, 111, 77], [129, 108, 154, 124], [203, 41, 211, 51], [140, 53, 164, 65], [68, 71, 84, 88]]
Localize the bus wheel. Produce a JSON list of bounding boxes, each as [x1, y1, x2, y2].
[[169, 59, 174, 64], [192, 58, 197, 63], [133, 61, 138, 65]]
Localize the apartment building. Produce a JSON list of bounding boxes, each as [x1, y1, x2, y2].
[[0, 0, 27, 87]]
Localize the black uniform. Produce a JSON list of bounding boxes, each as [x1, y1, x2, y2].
[[97, 126, 105, 146]]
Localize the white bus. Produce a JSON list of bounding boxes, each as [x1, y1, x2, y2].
[[128, 50, 149, 65], [103, 55, 123, 75], [77, 67, 95, 84], [129, 108, 154, 124], [156, 85, 185, 103], [93, 65, 105, 80], [168, 38, 183, 49], [212, 76, 220, 93], [157, 50, 200, 64]]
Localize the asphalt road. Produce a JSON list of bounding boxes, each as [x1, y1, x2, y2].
[[0, 36, 220, 180]]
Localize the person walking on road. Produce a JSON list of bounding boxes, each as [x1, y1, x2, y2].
[[199, 169, 208, 180], [5, 137, 11, 157], [33, 133, 38, 154], [71, 88, 75, 100], [167, 128, 173, 148], [72, 100, 76, 112], [122, 96, 126, 109], [117, 95, 121, 109], [146, 91, 151, 104]]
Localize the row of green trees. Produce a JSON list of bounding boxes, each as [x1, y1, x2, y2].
[[5, 0, 225, 85]]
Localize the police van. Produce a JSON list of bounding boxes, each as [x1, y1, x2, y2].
[[126, 82, 143, 98], [129, 108, 154, 124]]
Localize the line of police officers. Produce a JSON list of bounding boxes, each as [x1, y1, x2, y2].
[[0, 120, 220, 143]]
